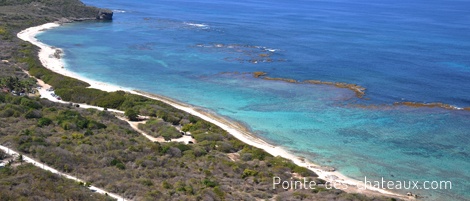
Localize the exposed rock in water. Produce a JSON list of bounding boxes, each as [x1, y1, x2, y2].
[[253, 71, 267, 78], [53, 49, 62, 59], [97, 9, 113, 20]]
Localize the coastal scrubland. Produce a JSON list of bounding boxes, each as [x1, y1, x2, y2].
[[0, 92, 400, 200], [0, 0, 102, 29], [1, 0, 400, 200], [0, 160, 113, 200]]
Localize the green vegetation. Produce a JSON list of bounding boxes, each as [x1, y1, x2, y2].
[[138, 119, 182, 140], [125, 108, 139, 121], [0, 76, 37, 93], [0, 0, 103, 30], [0, 93, 397, 200], [0, 25, 12, 41], [53, 85, 190, 125], [0, 163, 114, 200]]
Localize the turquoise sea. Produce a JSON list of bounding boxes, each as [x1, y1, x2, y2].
[[37, 0, 470, 200]]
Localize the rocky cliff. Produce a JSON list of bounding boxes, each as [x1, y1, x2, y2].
[[97, 9, 113, 20], [0, 0, 113, 31]]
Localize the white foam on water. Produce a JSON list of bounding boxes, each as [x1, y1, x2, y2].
[[184, 22, 210, 29]]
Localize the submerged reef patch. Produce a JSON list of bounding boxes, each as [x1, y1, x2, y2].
[[243, 72, 470, 112], [252, 72, 366, 98], [342, 102, 470, 112], [193, 43, 286, 64], [393, 102, 463, 110], [128, 42, 157, 50]]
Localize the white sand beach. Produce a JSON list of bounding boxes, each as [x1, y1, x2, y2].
[[17, 23, 125, 93], [17, 22, 411, 200]]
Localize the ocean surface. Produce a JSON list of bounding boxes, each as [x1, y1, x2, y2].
[[37, 0, 470, 200]]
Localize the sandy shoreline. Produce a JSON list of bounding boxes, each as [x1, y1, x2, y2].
[[17, 22, 411, 200], [17, 23, 126, 93]]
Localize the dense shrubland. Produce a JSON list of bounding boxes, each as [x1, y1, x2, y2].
[[138, 119, 182, 140], [0, 163, 113, 200], [0, 76, 37, 93], [0, 0, 103, 30], [0, 93, 397, 200]]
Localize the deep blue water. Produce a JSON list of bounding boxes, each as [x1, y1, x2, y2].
[[37, 0, 470, 200]]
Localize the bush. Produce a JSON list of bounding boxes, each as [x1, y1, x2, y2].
[[175, 144, 191, 152], [37, 117, 52, 127], [55, 87, 101, 103], [268, 156, 297, 169], [0, 93, 5, 103], [162, 181, 172, 189], [293, 166, 317, 177], [24, 109, 42, 119], [110, 159, 125, 170], [242, 169, 258, 178], [125, 108, 139, 121], [0, 149, 7, 160], [213, 186, 225, 198], [202, 178, 218, 188], [20, 98, 41, 109], [160, 126, 181, 140], [138, 119, 182, 139], [216, 142, 235, 153], [141, 179, 154, 187], [93, 91, 126, 108], [0, 108, 15, 117], [29, 67, 89, 89], [87, 120, 106, 129], [241, 147, 268, 161]]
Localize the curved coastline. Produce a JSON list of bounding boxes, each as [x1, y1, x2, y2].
[[17, 22, 411, 200]]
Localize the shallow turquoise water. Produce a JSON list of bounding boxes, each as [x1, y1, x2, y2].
[[37, 0, 470, 200]]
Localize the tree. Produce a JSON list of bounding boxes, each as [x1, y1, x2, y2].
[[125, 108, 139, 121], [37, 117, 52, 127], [17, 154, 24, 164], [0, 149, 6, 160]]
